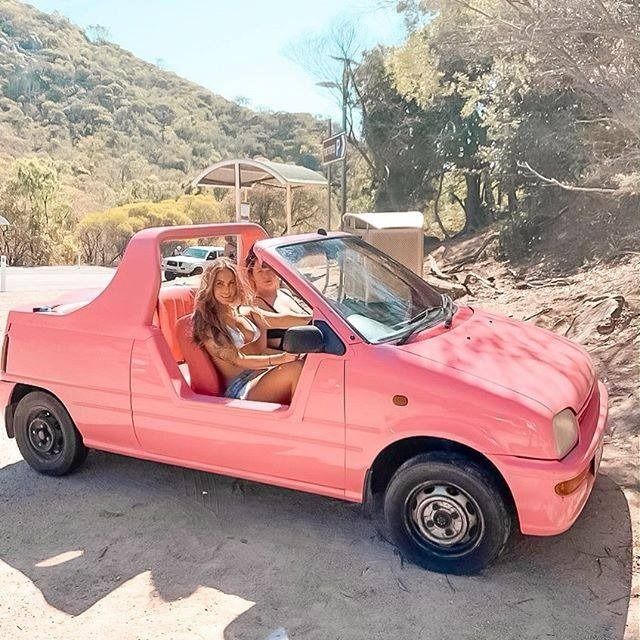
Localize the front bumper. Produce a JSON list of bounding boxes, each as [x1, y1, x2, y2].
[[163, 264, 196, 275], [491, 380, 610, 536]]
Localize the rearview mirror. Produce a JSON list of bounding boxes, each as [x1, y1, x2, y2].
[[282, 326, 324, 354]]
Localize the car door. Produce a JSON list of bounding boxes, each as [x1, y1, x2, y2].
[[130, 309, 347, 494]]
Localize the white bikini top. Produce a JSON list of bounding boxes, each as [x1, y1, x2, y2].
[[226, 317, 261, 349]]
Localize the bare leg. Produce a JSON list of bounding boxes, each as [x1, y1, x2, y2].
[[245, 360, 304, 404]]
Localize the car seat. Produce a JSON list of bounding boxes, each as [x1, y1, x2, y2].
[[175, 314, 223, 396], [156, 286, 223, 396], [157, 286, 196, 361]]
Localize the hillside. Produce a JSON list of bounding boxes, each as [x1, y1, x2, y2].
[[0, 0, 324, 214]]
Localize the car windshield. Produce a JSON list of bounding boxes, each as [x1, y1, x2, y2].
[[182, 247, 208, 259], [277, 236, 445, 343]]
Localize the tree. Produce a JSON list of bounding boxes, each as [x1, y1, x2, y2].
[[0, 157, 73, 265], [219, 185, 326, 237], [287, 20, 378, 189], [152, 104, 176, 142], [410, 0, 640, 192], [85, 24, 111, 44]]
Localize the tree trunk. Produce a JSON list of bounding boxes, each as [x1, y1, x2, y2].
[[433, 171, 450, 239], [462, 172, 486, 233], [507, 187, 518, 219], [481, 169, 496, 218]]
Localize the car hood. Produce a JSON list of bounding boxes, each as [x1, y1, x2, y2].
[[397, 307, 595, 413]]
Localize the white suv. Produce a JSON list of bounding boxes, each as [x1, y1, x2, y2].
[[162, 246, 224, 281]]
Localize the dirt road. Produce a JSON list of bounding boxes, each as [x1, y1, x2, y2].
[[0, 266, 636, 640]]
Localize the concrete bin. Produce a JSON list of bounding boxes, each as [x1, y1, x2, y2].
[[342, 211, 424, 276]]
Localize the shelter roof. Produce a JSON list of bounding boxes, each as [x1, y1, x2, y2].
[[192, 158, 327, 189]]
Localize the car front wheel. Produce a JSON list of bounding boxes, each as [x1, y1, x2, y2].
[[164, 270, 176, 281], [384, 451, 512, 575], [14, 391, 88, 476]]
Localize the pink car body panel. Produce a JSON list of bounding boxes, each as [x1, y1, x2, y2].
[[1, 223, 610, 537]]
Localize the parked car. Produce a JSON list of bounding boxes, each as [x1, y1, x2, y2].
[[161, 245, 224, 280], [0, 223, 610, 574]]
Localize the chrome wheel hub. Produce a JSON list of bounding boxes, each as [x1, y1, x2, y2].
[[27, 411, 63, 459], [409, 483, 482, 549]]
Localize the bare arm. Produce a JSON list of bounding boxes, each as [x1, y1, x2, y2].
[[203, 340, 298, 370], [246, 307, 311, 330]]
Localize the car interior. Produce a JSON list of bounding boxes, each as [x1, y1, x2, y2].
[[153, 272, 315, 399]]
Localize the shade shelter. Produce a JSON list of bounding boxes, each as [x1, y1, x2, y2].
[[191, 158, 327, 234]]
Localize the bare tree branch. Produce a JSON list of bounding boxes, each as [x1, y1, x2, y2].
[[450, 0, 523, 30], [517, 161, 622, 195]]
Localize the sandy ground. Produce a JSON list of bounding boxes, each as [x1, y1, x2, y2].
[[0, 262, 638, 640]]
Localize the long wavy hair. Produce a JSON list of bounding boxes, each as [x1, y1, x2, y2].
[[192, 258, 253, 349]]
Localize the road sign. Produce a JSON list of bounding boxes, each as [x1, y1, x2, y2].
[[322, 132, 346, 165]]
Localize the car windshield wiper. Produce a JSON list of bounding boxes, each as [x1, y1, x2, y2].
[[396, 307, 443, 344], [396, 295, 457, 345]]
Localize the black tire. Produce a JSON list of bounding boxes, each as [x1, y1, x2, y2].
[[384, 451, 512, 575], [191, 266, 203, 276], [164, 271, 176, 281], [14, 391, 88, 476]]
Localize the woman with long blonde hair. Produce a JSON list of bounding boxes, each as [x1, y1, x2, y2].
[[192, 258, 311, 404]]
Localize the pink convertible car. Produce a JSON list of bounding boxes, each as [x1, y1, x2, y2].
[[0, 223, 609, 574]]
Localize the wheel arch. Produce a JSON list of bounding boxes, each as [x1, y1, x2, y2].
[[364, 436, 517, 521], [5, 384, 67, 438]]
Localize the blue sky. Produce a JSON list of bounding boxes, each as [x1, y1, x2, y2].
[[27, 0, 407, 119]]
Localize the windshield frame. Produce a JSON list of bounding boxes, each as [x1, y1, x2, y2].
[[275, 235, 447, 345]]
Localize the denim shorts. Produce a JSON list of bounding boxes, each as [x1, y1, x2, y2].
[[224, 369, 266, 400]]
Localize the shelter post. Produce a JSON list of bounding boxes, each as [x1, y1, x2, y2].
[[234, 162, 241, 222], [285, 184, 292, 235], [326, 118, 332, 230]]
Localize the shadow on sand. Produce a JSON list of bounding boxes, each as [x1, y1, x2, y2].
[[0, 451, 633, 640]]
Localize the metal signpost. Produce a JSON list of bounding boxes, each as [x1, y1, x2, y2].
[[322, 132, 347, 166], [322, 131, 347, 230]]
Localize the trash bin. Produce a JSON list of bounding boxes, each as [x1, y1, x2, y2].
[[342, 211, 424, 276]]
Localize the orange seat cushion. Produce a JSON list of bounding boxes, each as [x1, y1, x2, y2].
[[175, 314, 223, 396], [157, 287, 196, 361]]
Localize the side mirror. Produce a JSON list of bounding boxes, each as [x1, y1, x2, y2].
[[282, 326, 324, 354]]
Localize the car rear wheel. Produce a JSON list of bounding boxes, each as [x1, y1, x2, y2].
[[384, 452, 512, 575], [164, 270, 176, 281], [14, 392, 88, 476]]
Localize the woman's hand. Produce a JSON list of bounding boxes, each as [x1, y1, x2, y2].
[[255, 308, 312, 330], [269, 352, 302, 366]]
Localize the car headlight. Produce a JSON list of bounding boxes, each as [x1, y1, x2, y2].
[[553, 408, 579, 458]]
